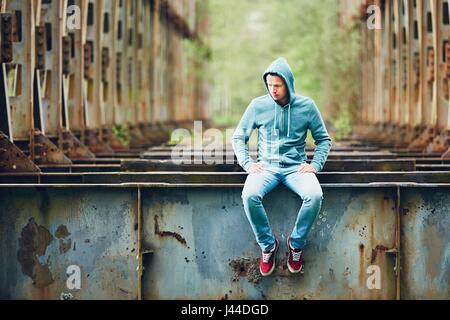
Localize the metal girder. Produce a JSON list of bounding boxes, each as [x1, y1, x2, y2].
[[1, 1, 35, 141], [0, 171, 449, 185], [0, 131, 40, 172], [120, 159, 417, 173], [0, 0, 208, 169], [33, 131, 71, 165], [36, 0, 65, 138], [355, 0, 450, 157], [0, 185, 448, 299]]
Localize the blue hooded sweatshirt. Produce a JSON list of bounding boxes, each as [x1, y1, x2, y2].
[[232, 57, 332, 172]]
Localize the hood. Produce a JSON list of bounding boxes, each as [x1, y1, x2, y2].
[[262, 57, 296, 137], [263, 57, 296, 105]]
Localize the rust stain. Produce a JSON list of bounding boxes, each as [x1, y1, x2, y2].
[[55, 225, 72, 254], [17, 218, 54, 288], [40, 286, 50, 300], [370, 245, 389, 264], [359, 243, 365, 286], [370, 217, 374, 247], [59, 238, 72, 254], [371, 248, 377, 264], [380, 196, 389, 227], [229, 258, 262, 284], [55, 225, 71, 239], [154, 215, 187, 246]]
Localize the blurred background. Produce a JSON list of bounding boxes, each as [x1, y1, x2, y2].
[[207, 0, 361, 140]]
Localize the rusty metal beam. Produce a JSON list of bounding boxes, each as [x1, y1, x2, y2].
[[0, 132, 40, 172], [0, 171, 449, 185], [1, 184, 448, 299], [121, 159, 417, 172]]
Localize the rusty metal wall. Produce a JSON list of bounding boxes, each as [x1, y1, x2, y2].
[[0, 187, 139, 299], [400, 187, 450, 299], [0, 184, 448, 300], [141, 186, 397, 300]]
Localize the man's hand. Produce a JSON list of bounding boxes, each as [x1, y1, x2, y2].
[[248, 163, 265, 174], [299, 163, 317, 174]]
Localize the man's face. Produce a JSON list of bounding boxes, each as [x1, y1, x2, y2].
[[266, 74, 288, 103]]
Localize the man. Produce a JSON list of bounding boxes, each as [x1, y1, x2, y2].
[[232, 57, 332, 276]]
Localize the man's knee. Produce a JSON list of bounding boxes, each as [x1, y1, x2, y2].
[[304, 189, 323, 204], [242, 190, 263, 206]]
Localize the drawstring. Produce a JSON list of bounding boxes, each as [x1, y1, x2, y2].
[[273, 104, 277, 136], [287, 104, 291, 137], [273, 103, 291, 137]]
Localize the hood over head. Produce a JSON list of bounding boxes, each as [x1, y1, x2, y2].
[[263, 57, 296, 105], [262, 57, 296, 137]]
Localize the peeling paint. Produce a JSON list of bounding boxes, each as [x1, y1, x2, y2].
[[59, 238, 72, 254], [55, 225, 72, 254], [17, 218, 54, 288], [55, 225, 71, 239]]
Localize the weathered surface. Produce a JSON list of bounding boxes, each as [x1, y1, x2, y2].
[[142, 186, 397, 300], [401, 188, 450, 299], [1, 185, 449, 300], [17, 218, 55, 288], [0, 188, 138, 299]]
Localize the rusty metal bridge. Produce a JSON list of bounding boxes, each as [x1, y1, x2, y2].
[[0, 0, 449, 300]]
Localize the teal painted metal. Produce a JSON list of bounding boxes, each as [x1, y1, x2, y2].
[[141, 186, 397, 300], [0, 185, 448, 300], [400, 188, 450, 299], [1, 171, 450, 185], [0, 188, 139, 299]]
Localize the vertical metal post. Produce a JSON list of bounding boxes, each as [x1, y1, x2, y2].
[[395, 186, 401, 300], [137, 186, 143, 300], [384, 0, 393, 127], [4, 1, 35, 141], [151, 0, 161, 125], [427, 0, 450, 154]]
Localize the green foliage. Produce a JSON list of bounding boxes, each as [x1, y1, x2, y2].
[[183, 38, 212, 81], [213, 113, 242, 128], [332, 109, 353, 140], [208, 0, 360, 139], [183, 38, 212, 63], [112, 124, 130, 147]]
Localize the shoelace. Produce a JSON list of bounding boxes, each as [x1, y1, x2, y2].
[[262, 252, 272, 263], [291, 249, 302, 262]]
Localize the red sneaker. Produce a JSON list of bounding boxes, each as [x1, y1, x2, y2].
[[260, 239, 279, 276], [287, 236, 304, 274]]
